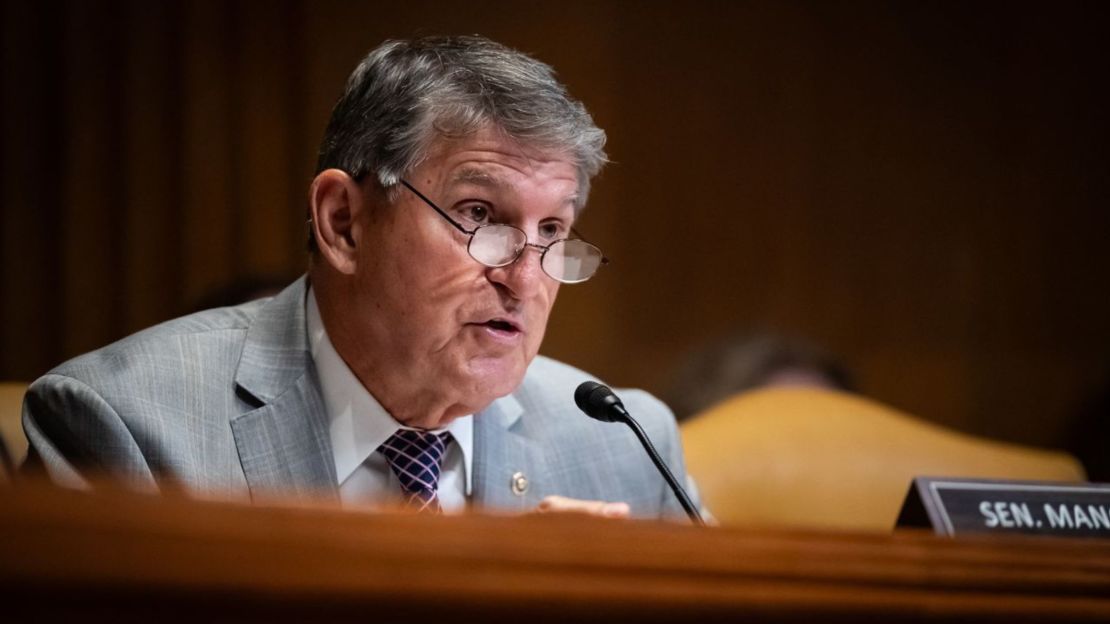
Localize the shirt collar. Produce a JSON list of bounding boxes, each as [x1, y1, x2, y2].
[[306, 288, 473, 492]]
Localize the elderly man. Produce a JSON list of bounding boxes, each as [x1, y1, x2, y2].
[[22, 36, 693, 519]]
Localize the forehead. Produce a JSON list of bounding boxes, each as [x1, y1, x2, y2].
[[418, 131, 580, 201]]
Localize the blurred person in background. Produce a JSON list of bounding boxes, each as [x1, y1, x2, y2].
[[664, 330, 857, 423]]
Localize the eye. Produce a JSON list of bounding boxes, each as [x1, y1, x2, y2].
[[538, 220, 565, 241], [458, 203, 491, 226]]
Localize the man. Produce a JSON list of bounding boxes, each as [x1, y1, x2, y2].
[[22, 36, 694, 520]]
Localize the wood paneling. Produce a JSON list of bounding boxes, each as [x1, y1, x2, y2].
[[122, 0, 182, 330], [1, 1, 64, 377], [1, 1, 1107, 453], [61, 0, 127, 355], [180, 0, 237, 303]]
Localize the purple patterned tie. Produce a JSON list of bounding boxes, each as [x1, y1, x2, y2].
[[379, 429, 453, 513]]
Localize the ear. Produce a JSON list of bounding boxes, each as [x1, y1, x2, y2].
[[309, 169, 365, 275]]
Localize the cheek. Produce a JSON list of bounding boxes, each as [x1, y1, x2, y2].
[[377, 233, 475, 311], [540, 282, 560, 316], [527, 284, 560, 342]]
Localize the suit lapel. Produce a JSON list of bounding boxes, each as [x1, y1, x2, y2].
[[230, 277, 338, 502], [472, 392, 548, 512]]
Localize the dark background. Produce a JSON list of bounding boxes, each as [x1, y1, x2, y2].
[[3, 0, 1108, 452]]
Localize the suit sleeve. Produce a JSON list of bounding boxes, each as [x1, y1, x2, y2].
[[21, 373, 156, 490]]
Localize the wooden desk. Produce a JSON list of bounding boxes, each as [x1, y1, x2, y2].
[[2, 484, 1109, 622]]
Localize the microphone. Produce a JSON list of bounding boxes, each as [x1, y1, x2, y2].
[[574, 381, 706, 526]]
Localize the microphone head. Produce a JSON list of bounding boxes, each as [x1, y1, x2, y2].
[[574, 381, 628, 423]]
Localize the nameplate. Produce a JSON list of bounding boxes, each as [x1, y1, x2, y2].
[[896, 477, 1110, 538]]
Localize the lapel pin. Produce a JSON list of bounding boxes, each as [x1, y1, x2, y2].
[[510, 471, 529, 496]]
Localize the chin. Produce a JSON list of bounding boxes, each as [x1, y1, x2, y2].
[[464, 356, 528, 400]]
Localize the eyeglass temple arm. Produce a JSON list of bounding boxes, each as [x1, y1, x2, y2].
[[400, 180, 473, 236], [402, 179, 609, 266], [570, 226, 610, 265]]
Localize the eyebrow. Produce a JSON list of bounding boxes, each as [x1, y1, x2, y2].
[[448, 167, 581, 212], [449, 168, 504, 189]]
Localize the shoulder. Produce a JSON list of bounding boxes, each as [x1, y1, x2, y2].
[[25, 301, 271, 456], [45, 300, 267, 389], [23, 297, 278, 482], [29, 276, 307, 419], [518, 355, 676, 437]]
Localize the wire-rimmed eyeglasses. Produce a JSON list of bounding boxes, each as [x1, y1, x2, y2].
[[400, 180, 608, 284]]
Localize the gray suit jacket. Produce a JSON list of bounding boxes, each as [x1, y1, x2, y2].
[[23, 278, 694, 519]]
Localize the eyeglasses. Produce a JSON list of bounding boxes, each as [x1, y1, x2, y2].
[[400, 180, 609, 284]]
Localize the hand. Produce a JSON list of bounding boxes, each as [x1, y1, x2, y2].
[[535, 495, 630, 519]]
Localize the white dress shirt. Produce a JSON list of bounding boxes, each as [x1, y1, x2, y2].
[[306, 289, 473, 512]]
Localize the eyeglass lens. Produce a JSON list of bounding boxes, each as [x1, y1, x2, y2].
[[468, 226, 603, 283], [543, 239, 604, 284], [468, 226, 526, 266]]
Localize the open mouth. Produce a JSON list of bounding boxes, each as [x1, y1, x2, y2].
[[483, 318, 520, 333]]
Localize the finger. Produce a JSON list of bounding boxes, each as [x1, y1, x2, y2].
[[536, 495, 630, 519], [601, 501, 631, 518], [537, 495, 605, 514]]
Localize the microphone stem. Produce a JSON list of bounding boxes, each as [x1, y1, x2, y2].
[[621, 414, 706, 526]]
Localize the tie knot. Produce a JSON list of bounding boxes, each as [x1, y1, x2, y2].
[[379, 429, 452, 512]]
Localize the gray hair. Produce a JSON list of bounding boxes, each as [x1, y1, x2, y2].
[[316, 35, 607, 207]]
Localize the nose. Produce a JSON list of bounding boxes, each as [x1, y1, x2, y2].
[[487, 245, 547, 300]]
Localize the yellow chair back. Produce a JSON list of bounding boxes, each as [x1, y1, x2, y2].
[[0, 382, 29, 481], [682, 388, 1085, 531]]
